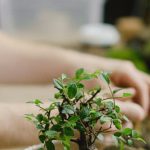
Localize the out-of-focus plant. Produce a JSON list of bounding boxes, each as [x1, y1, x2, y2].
[[143, 41, 150, 56], [106, 46, 149, 73]]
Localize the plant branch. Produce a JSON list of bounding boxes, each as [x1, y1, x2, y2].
[[71, 139, 79, 144], [86, 89, 100, 103], [108, 85, 116, 108]]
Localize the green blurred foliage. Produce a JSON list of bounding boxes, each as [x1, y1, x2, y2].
[[106, 46, 149, 73], [143, 42, 150, 56]]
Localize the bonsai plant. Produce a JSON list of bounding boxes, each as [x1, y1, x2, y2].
[[25, 68, 145, 150]]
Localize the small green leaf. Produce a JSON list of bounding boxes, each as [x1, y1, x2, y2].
[[25, 114, 35, 120], [80, 107, 90, 119], [100, 72, 110, 84], [76, 123, 86, 132], [45, 130, 57, 138], [75, 68, 84, 79], [115, 105, 120, 113], [39, 135, 46, 143], [113, 119, 122, 130], [122, 128, 132, 136], [75, 91, 83, 99], [36, 114, 43, 122], [105, 101, 114, 110], [34, 99, 43, 105], [100, 116, 111, 124], [67, 83, 77, 99], [45, 140, 55, 150], [54, 115, 61, 123], [54, 92, 62, 99], [137, 138, 146, 144], [62, 105, 74, 115], [68, 116, 79, 122], [132, 130, 139, 138], [61, 74, 67, 80], [53, 79, 63, 90], [122, 93, 132, 97], [63, 127, 74, 136], [94, 98, 102, 106], [42, 116, 49, 123], [47, 104, 56, 111], [61, 136, 71, 150], [91, 70, 101, 78], [127, 139, 133, 146], [114, 132, 122, 137], [51, 124, 62, 132], [81, 74, 92, 80], [36, 124, 44, 130], [77, 83, 84, 88]]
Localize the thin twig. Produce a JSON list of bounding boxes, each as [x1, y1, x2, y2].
[[108, 85, 116, 108], [86, 89, 100, 103]]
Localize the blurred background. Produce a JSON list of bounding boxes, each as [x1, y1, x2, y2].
[[0, 0, 150, 72], [0, 0, 150, 149]]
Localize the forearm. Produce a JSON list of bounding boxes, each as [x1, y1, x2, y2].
[[65, 50, 124, 73], [0, 32, 124, 83], [0, 102, 40, 147], [0, 102, 107, 148], [0, 102, 77, 148], [0, 32, 74, 83]]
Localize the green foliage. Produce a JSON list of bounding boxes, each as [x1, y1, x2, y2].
[[106, 46, 149, 73], [122, 93, 132, 97], [114, 128, 146, 147], [26, 68, 145, 150], [67, 83, 77, 99], [100, 72, 110, 84]]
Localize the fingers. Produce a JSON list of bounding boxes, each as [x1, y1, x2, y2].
[[113, 87, 136, 100], [139, 71, 150, 116], [95, 121, 133, 148], [116, 100, 145, 122], [102, 87, 136, 102], [127, 72, 149, 114], [112, 68, 149, 114], [139, 71, 150, 85]]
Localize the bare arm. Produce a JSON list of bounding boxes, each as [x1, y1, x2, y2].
[[0, 99, 145, 148], [0, 102, 39, 147], [0, 32, 149, 112], [0, 32, 149, 148], [0, 32, 121, 84]]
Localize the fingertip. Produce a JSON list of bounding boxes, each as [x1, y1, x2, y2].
[[116, 101, 146, 122], [114, 88, 136, 101], [129, 103, 146, 122]]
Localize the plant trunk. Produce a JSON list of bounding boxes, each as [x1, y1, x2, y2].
[[78, 132, 89, 150], [78, 132, 97, 150]]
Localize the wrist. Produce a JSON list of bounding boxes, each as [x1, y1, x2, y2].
[[66, 50, 130, 74]]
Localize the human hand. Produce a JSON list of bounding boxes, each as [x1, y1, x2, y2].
[[110, 61, 150, 116], [104, 86, 145, 122], [67, 51, 150, 117], [84, 78, 145, 122]]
